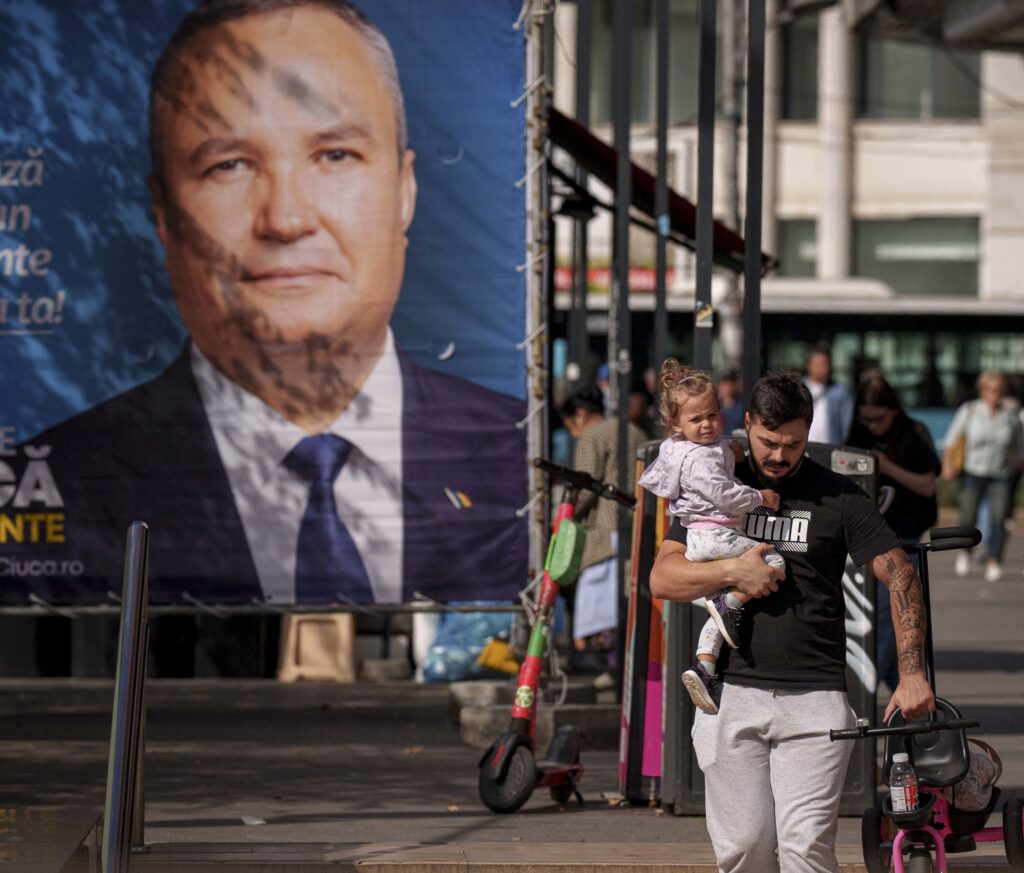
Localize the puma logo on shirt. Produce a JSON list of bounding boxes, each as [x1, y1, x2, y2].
[[742, 507, 812, 553]]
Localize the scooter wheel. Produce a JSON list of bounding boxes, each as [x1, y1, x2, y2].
[[479, 745, 537, 814], [1004, 794, 1024, 870], [861, 807, 891, 873]]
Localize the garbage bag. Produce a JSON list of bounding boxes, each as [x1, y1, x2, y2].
[[419, 602, 516, 683]]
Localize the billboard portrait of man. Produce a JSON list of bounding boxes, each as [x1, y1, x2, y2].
[[0, 0, 528, 606]]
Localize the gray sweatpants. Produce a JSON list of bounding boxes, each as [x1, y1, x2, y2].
[[692, 683, 856, 873]]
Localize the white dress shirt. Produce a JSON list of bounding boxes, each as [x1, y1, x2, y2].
[[807, 380, 832, 445], [191, 331, 404, 604]]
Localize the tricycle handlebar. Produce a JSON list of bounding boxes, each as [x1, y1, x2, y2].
[[533, 458, 636, 508], [908, 526, 982, 553], [830, 717, 979, 742]]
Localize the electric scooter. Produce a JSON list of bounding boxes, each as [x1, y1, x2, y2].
[[831, 525, 1024, 873], [477, 457, 636, 814]]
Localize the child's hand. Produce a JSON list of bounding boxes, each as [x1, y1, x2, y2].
[[760, 489, 780, 510]]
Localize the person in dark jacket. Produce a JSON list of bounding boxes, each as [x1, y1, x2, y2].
[[846, 376, 939, 691]]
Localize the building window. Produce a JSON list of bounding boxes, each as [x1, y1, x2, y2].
[[780, 15, 818, 121], [776, 219, 817, 277], [589, 0, 707, 126], [856, 37, 981, 120], [852, 218, 979, 296]]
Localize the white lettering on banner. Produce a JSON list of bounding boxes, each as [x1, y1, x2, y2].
[[0, 148, 44, 187], [0, 445, 66, 544], [14, 454, 64, 508], [0, 291, 66, 328], [0, 461, 14, 505], [0, 244, 51, 276], [742, 508, 812, 553], [0, 147, 69, 335], [0, 446, 63, 508], [0, 557, 83, 577], [0, 203, 31, 232], [0, 427, 15, 457]]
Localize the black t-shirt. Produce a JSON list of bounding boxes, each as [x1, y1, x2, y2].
[[666, 455, 899, 691]]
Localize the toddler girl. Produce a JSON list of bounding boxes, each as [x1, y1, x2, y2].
[[638, 360, 785, 714]]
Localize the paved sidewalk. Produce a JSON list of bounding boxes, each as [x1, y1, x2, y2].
[[2, 528, 1022, 871]]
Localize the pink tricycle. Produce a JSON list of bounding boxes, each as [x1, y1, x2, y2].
[[830, 526, 1023, 873]]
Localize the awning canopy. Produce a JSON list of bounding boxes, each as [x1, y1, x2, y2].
[[547, 108, 776, 276], [788, 0, 1024, 53]]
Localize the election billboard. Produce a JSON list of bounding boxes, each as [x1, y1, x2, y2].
[[0, 0, 528, 605]]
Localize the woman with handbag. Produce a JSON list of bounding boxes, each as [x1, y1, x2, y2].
[[941, 371, 1024, 582]]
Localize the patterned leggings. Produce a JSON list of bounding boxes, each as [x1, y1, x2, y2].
[[687, 526, 785, 658]]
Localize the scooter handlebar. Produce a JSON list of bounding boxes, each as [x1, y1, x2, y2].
[[533, 458, 637, 508]]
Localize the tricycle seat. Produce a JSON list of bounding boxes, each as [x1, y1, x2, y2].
[[883, 697, 971, 788]]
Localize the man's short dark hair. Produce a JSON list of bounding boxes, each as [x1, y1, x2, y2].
[[807, 342, 832, 362], [561, 385, 605, 419], [748, 372, 813, 430], [148, 0, 408, 187]]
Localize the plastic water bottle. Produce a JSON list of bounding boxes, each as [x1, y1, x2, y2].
[[890, 752, 919, 812]]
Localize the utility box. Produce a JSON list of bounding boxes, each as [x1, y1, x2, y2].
[[618, 441, 668, 805]]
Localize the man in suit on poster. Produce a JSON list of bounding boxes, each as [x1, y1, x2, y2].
[[5, 0, 526, 616]]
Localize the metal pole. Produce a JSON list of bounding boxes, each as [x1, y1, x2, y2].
[[103, 521, 151, 873], [653, 0, 669, 383], [719, 0, 745, 373], [742, 0, 766, 405], [570, 0, 593, 386], [131, 693, 147, 852], [694, 0, 716, 373], [611, 0, 631, 682], [523, 0, 551, 593]]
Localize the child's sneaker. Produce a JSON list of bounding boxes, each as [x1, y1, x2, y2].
[[705, 591, 743, 649], [682, 661, 722, 715]]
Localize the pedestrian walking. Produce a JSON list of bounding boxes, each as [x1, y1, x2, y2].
[[941, 371, 1024, 582], [846, 376, 939, 691], [560, 385, 646, 671], [803, 343, 853, 446], [650, 371, 934, 873]]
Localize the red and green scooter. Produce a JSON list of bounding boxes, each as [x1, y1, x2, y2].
[[478, 458, 636, 813]]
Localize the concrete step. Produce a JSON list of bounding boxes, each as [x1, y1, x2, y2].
[[360, 657, 412, 681], [69, 841, 1009, 873], [460, 702, 620, 751]]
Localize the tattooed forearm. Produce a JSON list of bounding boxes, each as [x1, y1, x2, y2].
[[874, 547, 928, 676], [898, 642, 924, 674]]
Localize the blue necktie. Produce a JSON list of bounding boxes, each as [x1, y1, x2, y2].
[[285, 434, 373, 604]]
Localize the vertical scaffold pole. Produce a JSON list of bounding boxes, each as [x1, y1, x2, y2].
[[611, 0, 632, 680], [694, 0, 716, 373], [742, 0, 767, 404]]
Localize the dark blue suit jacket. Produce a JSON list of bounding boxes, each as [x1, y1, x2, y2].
[[3, 346, 527, 605]]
